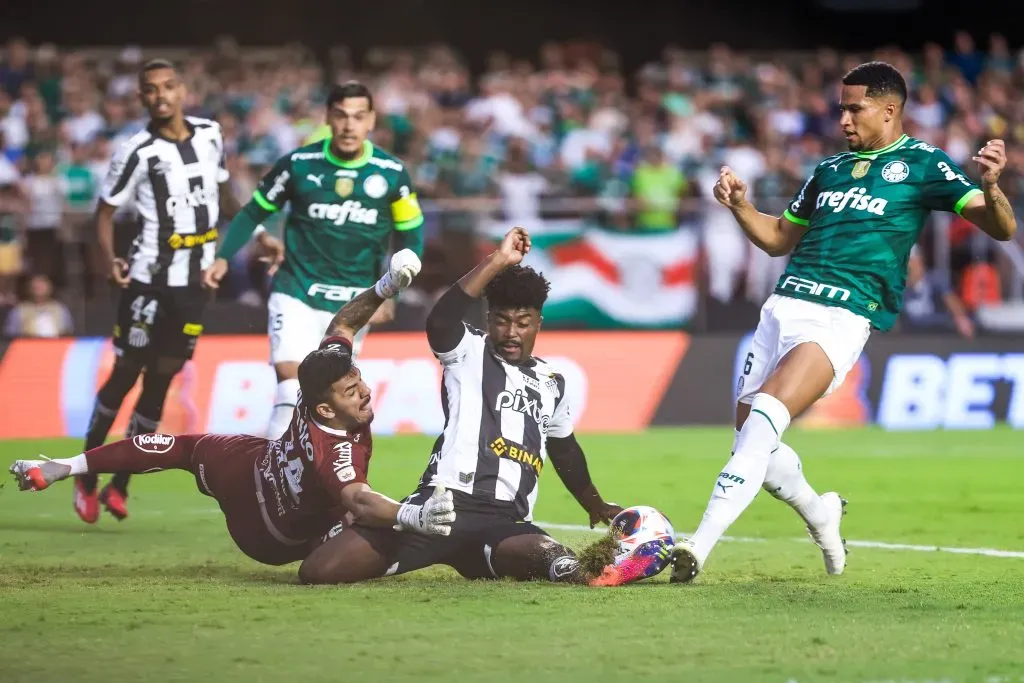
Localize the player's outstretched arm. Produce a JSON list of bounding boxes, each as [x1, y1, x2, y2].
[[204, 153, 295, 288], [547, 434, 623, 528], [324, 249, 421, 342], [338, 483, 454, 535], [714, 166, 806, 256], [202, 197, 276, 288], [959, 140, 1017, 241], [426, 226, 530, 353]]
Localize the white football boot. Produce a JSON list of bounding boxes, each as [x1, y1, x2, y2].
[[668, 538, 703, 584], [808, 492, 848, 575]]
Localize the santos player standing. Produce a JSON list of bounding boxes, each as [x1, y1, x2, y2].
[[204, 82, 424, 438], [671, 62, 1017, 583], [75, 59, 239, 523]]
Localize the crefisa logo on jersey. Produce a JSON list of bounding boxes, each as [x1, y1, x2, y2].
[[133, 433, 175, 454], [815, 187, 888, 216], [308, 201, 380, 226], [882, 160, 909, 183]]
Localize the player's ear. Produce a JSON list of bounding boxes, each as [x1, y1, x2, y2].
[[315, 402, 335, 421], [368, 110, 377, 131]]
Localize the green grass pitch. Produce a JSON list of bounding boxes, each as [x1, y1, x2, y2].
[[1, 427, 1023, 683]]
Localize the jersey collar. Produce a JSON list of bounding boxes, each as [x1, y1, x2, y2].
[[147, 118, 195, 143], [323, 138, 374, 169], [310, 417, 347, 437], [854, 133, 909, 160]]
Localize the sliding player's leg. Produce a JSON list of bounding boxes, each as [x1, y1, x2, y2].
[[101, 355, 187, 520], [11, 433, 206, 492]]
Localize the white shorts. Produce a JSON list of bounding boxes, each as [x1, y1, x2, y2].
[[267, 292, 369, 365], [736, 294, 871, 403]]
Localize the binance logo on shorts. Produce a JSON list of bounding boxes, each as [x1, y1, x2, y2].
[[182, 323, 203, 336], [489, 437, 542, 475]]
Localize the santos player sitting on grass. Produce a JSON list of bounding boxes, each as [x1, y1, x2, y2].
[[295, 227, 641, 586], [9, 250, 457, 575], [669, 61, 1017, 584]]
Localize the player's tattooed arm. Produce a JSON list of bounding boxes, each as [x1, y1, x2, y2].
[[962, 139, 1017, 241], [325, 287, 386, 342], [961, 185, 1018, 241]]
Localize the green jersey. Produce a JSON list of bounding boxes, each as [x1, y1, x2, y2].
[[252, 138, 424, 311], [780, 134, 982, 330]]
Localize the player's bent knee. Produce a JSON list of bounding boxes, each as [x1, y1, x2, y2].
[[298, 529, 388, 585]]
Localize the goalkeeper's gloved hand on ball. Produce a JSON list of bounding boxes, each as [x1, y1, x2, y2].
[[374, 249, 422, 299]]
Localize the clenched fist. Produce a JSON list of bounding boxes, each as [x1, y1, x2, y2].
[[712, 166, 749, 209]]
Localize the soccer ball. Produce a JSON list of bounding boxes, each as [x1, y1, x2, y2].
[[610, 505, 676, 581]]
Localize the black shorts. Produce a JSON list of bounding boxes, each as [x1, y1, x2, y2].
[[113, 281, 208, 361], [354, 487, 550, 580]]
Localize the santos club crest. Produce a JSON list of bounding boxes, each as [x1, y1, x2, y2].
[[881, 160, 909, 183]]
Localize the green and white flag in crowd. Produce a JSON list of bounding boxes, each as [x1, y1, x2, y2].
[[489, 227, 698, 329]]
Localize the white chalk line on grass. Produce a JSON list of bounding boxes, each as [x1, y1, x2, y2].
[[12, 509, 1024, 559], [538, 522, 1024, 560]]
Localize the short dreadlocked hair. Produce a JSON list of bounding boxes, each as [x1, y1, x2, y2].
[[485, 265, 551, 313]]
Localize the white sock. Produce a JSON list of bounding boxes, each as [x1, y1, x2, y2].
[[763, 442, 829, 529], [53, 454, 88, 476], [690, 393, 792, 564], [267, 378, 300, 439]]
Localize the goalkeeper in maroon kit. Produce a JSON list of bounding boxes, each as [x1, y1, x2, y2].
[[9, 250, 455, 572]]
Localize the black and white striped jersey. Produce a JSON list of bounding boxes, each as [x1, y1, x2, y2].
[[419, 323, 574, 521], [100, 116, 228, 287]]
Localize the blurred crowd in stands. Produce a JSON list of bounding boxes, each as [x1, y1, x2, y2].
[[2, 32, 1023, 337]]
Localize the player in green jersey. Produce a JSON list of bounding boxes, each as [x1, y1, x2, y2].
[[203, 82, 425, 438], [671, 61, 1017, 584]]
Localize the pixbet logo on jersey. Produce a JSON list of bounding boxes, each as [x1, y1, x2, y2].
[[308, 201, 379, 226], [165, 186, 218, 214], [132, 433, 175, 454], [495, 389, 550, 431], [815, 187, 888, 216]]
